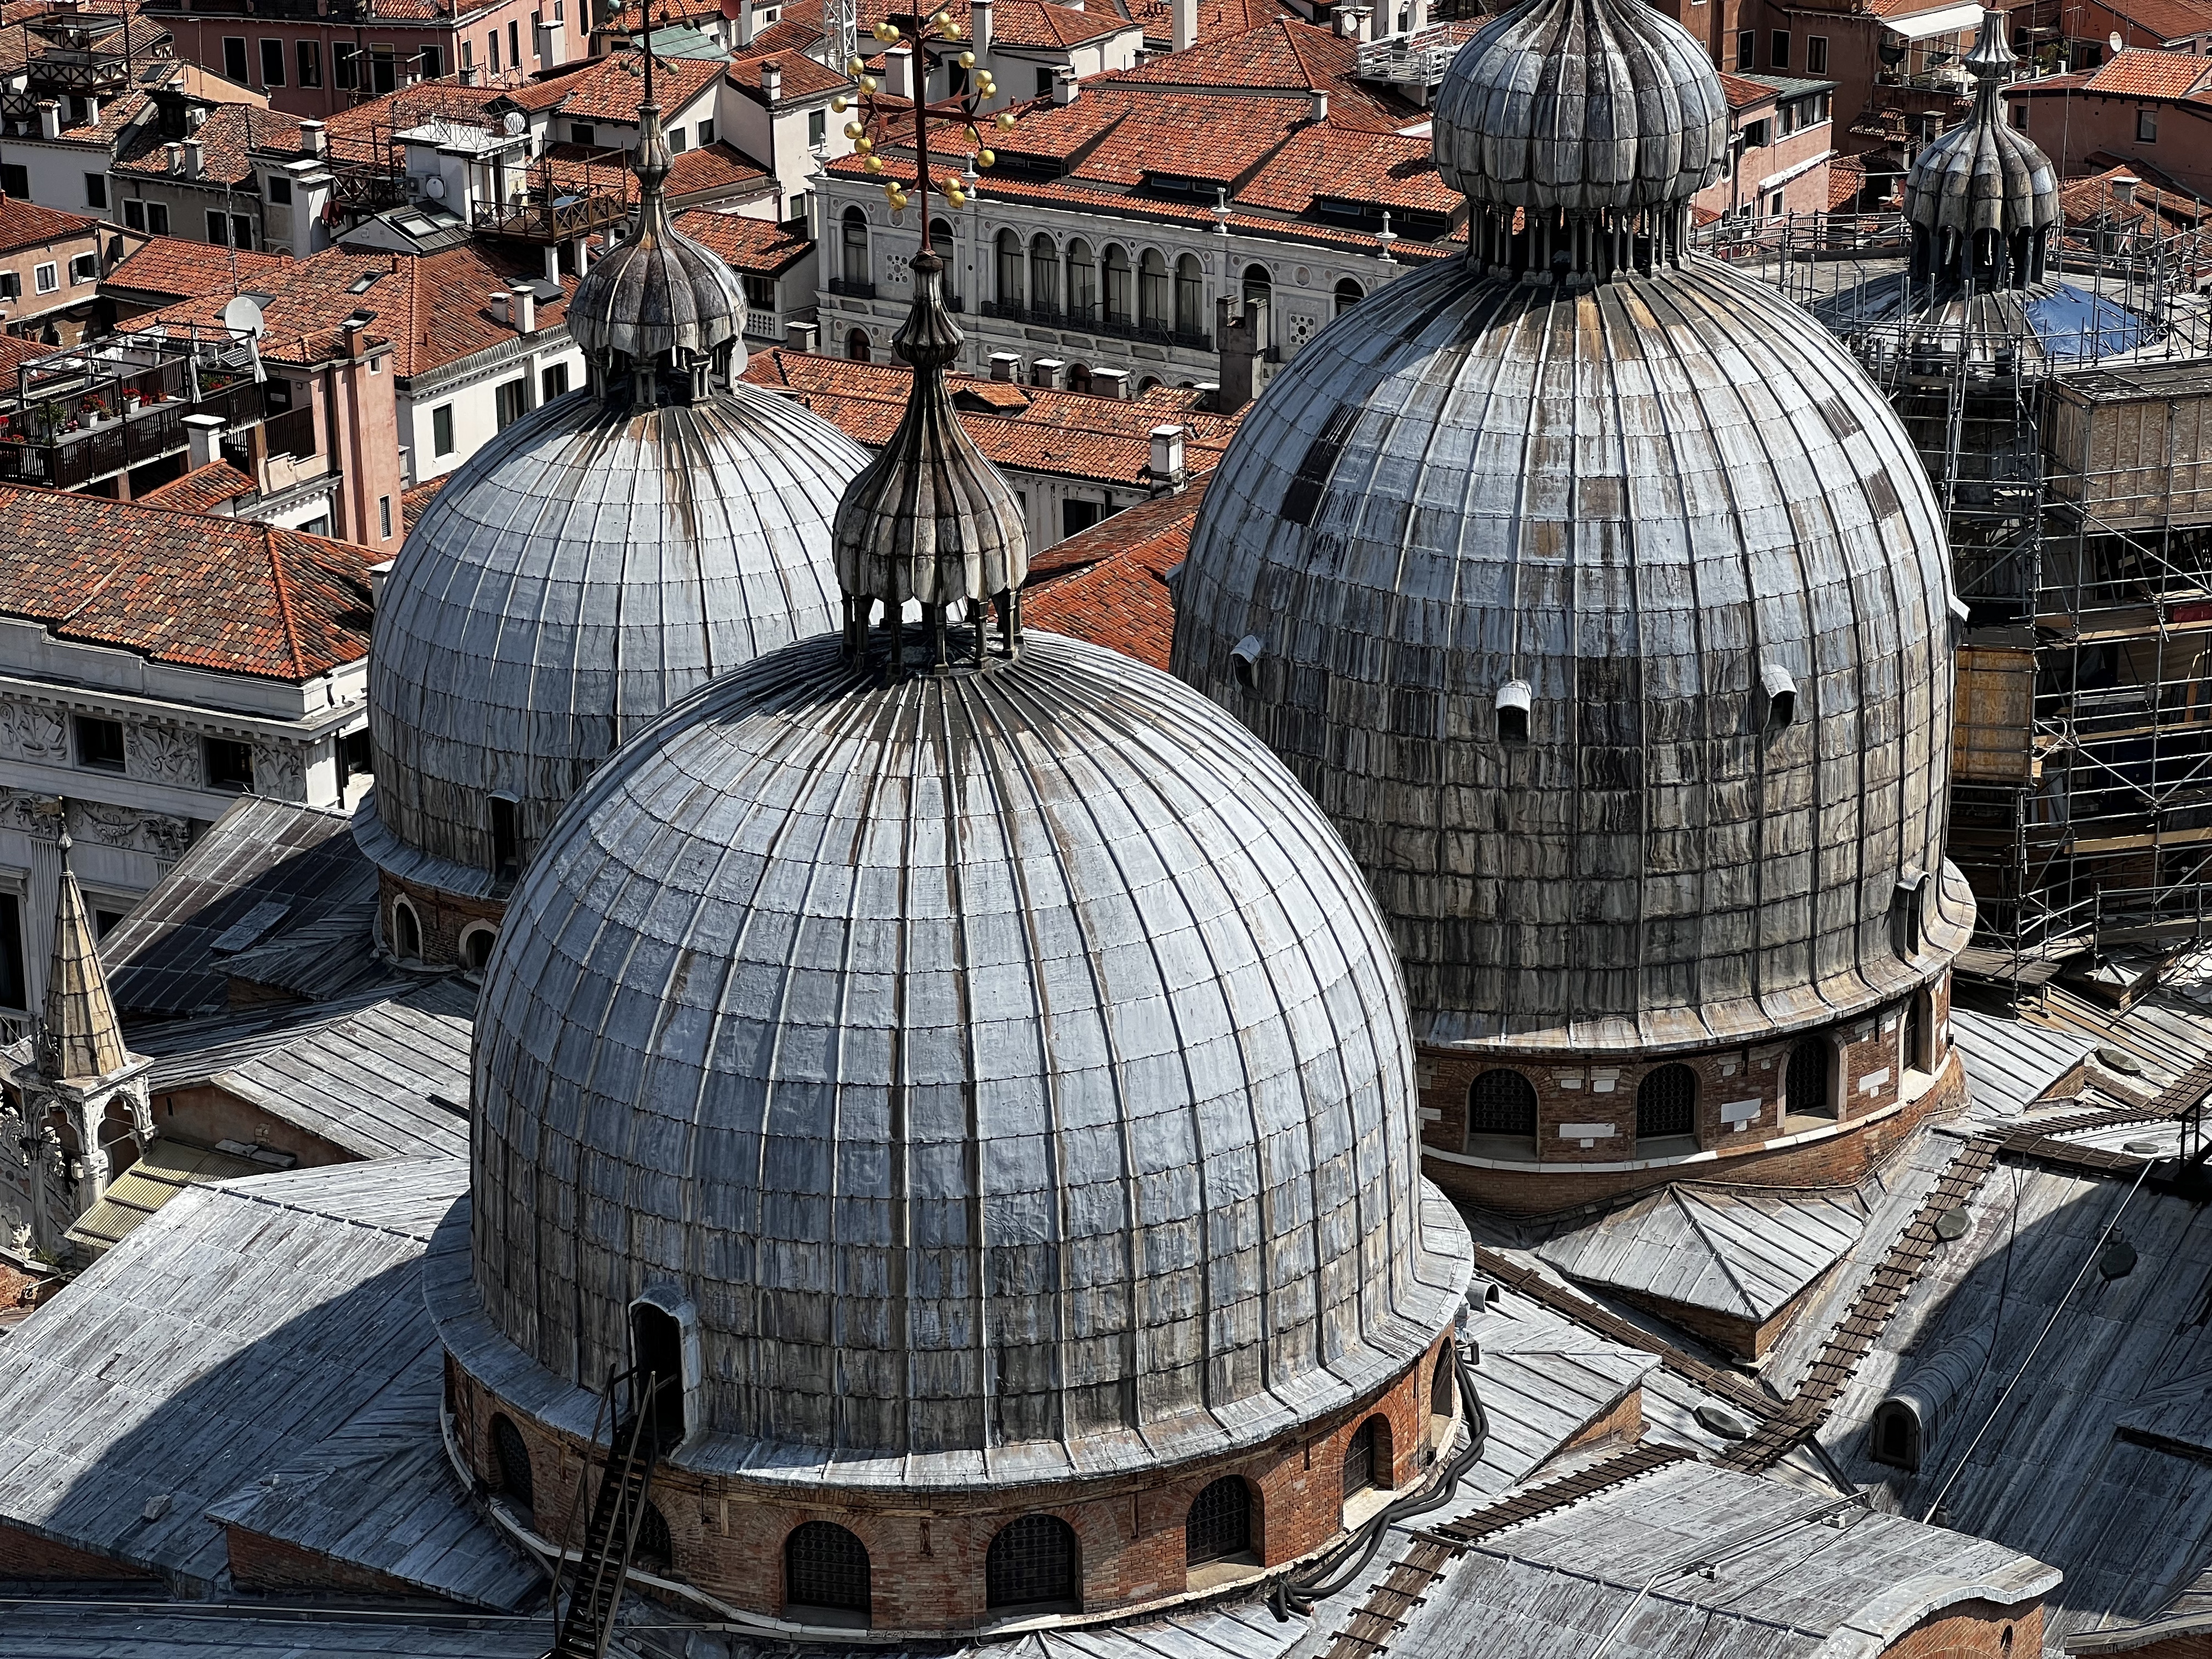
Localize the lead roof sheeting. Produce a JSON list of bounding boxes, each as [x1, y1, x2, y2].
[[1392, 1459, 2054, 1659], [1536, 1182, 1869, 1323], [1459, 1282, 1661, 1493], [100, 797, 387, 1020], [1950, 1003, 2095, 1118], [1172, 250, 1964, 1053], [1818, 1160, 2212, 1644], [0, 1608, 553, 1656], [458, 630, 1469, 1484], [0, 1159, 483, 1591], [367, 384, 868, 889]]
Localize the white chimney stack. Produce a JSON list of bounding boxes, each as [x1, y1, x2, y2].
[[36, 100, 59, 139], [1407, 0, 1427, 31], [1172, 0, 1195, 51], [2113, 173, 2140, 207], [1092, 366, 1130, 399], [1052, 66, 1078, 103], [299, 118, 326, 155], [761, 58, 783, 101], [989, 349, 1022, 380], [544, 244, 561, 284], [490, 290, 510, 325], [82, 95, 98, 127], [182, 137, 204, 177], [1149, 422, 1186, 488], [515, 288, 535, 333], [1310, 88, 1328, 121], [786, 319, 820, 352], [973, 0, 994, 59], [1031, 356, 1064, 388], [884, 45, 912, 100], [738, 0, 757, 45], [182, 412, 226, 469]]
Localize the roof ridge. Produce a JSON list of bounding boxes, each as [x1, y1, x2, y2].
[[1669, 1185, 1760, 1320], [262, 525, 312, 681]]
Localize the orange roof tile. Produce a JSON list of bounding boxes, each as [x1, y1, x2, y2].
[[743, 347, 1244, 486], [1024, 478, 1207, 668], [2083, 48, 2212, 98], [518, 48, 726, 123], [400, 476, 446, 538], [672, 207, 812, 273], [2101, 0, 2212, 41], [1101, 16, 1416, 126], [105, 236, 291, 302], [134, 460, 258, 514], [0, 485, 371, 681], [726, 46, 851, 101], [0, 194, 97, 257], [115, 103, 306, 187], [1716, 70, 1780, 110]]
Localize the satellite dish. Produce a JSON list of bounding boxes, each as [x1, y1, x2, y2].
[[220, 294, 264, 340], [2109, 29, 2124, 53], [504, 109, 526, 135], [422, 174, 447, 199]]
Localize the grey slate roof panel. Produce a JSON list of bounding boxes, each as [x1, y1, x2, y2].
[[1819, 1159, 2212, 1644], [1536, 1182, 1869, 1322], [0, 1607, 551, 1656], [1950, 1003, 2095, 1119], [0, 1158, 533, 1609], [99, 797, 389, 1020], [454, 629, 1470, 1486]]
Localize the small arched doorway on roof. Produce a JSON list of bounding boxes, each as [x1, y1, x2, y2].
[[1241, 262, 1271, 348], [846, 329, 871, 363], [840, 205, 869, 289], [1334, 275, 1364, 315], [628, 1298, 687, 1444]]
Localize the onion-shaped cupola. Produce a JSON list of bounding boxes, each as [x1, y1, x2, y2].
[[359, 69, 866, 954], [566, 87, 749, 400], [1903, 9, 2058, 290], [1432, 0, 1727, 279], [830, 246, 1029, 671]]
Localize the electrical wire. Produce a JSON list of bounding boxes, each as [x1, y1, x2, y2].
[[1918, 1156, 2152, 1524]]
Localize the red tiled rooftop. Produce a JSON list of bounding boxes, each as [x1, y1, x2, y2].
[[514, 49, 726, 123], [400, 476, 447, 538], [134, 460, 257, 514], [1024, 478, 1207, 669], [1716, 71, 1780, 111], [2100, 0, 2212, 41], [743, 347, 1243, 486], [0, 485, 372, 681], [0, 194, 97, 256], [105, 237, 291, 302], [114, 103, 304, 187], [672, 207, 812, 273], [1100, 17, 1416, 126], [2083, 48, 2212, 98]]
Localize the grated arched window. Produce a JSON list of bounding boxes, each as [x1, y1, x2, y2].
[[1185, 1477, 1251, 1566], [1342, 1415, 1393, 1499], [786, 1521, 871, 1618], [1636, 1063, 1697, 1139], [986, 1514, 1078, 1610], [1788, 1037, 1833, 1119], [1467, 1068, 1536, 1139], [491, 1413, 533, 1514]]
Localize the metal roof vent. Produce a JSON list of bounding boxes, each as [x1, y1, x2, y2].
[[2099, 1234, 2137, 1281], [1933, 1204, 1970, 1241], [1230, 634, 1264, 692], [1495, 680, 1531, 744], [1760, 662, 1797, 731], [1694, 1404, 1750, 1440]]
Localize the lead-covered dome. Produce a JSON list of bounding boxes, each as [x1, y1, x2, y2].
[[1902, 9, 2058, 290], [1172, 0, 1968, 1056], [1432, 0, 1726, 217], [359, 97, 867, 904], [465, 630, 1464, 1481]]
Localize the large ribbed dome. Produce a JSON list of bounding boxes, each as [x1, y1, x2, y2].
[[1171, 244, 1969, 1053], [466, 630, 1464, 1483], [1432, 0, 1726, 216], [362, 391, 868, 896]]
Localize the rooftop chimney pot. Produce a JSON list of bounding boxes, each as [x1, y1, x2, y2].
[[299, 118, 326, 155], [989, 349, 1022, 381], [1171, 0, 1194, 51], [761, 58, 783, 100], [786, 319, 820, 352], [489, 290, 510, 325], [973, 0, 994, 58], [1052, 66, 1077, 103]]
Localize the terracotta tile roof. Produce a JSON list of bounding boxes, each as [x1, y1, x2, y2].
[[2083, 49, 2212, 98], [1717, 70, 1780, 110], [1118, 0, 1292, 46], [0, 195, 97, 257], [2059, 159, 2212, 232], [0, 332, 52, 382], [2102, 0, 2212, 40], [517, 48, 725, 123], [1827, 149, 1866, 210], [114, 104, 306, 188], [671, 207, 812, 273], [1232, 121, 1456, 215], [727, 45, 851, 100], [1024, 477, 1205, 668], [599, 0, 726, 31], [134, 459, 257, 514], [1100, 17, 1416, 124], [532, 138, 771, 205], [400, 476, 446, 538], [322, 79, 510, 168], [743, 346, 1242, 485], [0, 485, 372, 681], [147, 243, 578, 377], [854, 0, 1132, 48], [105, 236, 291, 302]]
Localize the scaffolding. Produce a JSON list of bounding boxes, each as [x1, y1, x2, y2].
[[1700, 209, 2212, 998]]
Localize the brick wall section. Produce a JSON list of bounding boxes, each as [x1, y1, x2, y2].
[[382, 871, 505, 970], [1418, 975, 1964, 1215], [0, 1520, 156, 1579], [451, 1334, 1455, 1631], [150, 1086, 353, 1169], [1559, 1381, 1642, 1453], [226, 1526, 425, 1599], [1878, 1595, 2043, 1658]]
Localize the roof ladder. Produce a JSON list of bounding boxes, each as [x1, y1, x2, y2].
[[546, 1366, 666, 1659]]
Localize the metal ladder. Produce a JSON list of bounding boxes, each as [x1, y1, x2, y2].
[[545, 1367, 665, 1659]]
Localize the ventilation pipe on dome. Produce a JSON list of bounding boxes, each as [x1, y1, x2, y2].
[[1230, 634, 1264, 691], [1760, 663, 1797, 730], [1495, 680, 1531, 744], [1893, 869, 1930, 959]]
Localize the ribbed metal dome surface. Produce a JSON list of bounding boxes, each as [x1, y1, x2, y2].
[[361, 388, 868, 900], [465, 629, 1468, 1484], [1432, 0, 1726, 214], [1170, 253, 1971, 1055], [565, 215, 749, 368]]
